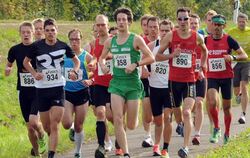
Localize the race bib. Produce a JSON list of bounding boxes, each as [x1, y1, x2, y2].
[[172, 53, 192, 68], [208, 58, 226, 72], [98, 59, 113, 76], [65, 68, 83, 81], [195, 59, 201, 72], [152, 62, 169, 76], [19, 73, 35, 87], [114, 54, 131, 68], [41, 69, 62, 86]]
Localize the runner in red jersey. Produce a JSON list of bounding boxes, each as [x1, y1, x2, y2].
[[156, 7, 208, 158], [190, 13, 207, 145], [205, 14, 248, 145], [87, 14, 113, 158]]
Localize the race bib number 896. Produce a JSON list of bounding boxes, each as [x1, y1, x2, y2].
[[20, 73, 35, 87]]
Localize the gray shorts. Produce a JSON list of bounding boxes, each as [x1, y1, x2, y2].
[[233, 62, 250, 87]]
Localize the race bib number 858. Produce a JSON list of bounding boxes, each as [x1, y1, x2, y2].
[[114, 54, 131, 68]]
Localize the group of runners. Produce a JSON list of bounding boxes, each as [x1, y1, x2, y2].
[[4, 6, 250, 158]]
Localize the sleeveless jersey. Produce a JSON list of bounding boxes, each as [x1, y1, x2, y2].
[[64, 50, 88, 92], [169, 30, 197, 82], [148, 39, 169, 88], [143, 35, 151, 45], [93, 38, 112, 87], [110, 33, 141, 80], [206, 34, 233, 79]]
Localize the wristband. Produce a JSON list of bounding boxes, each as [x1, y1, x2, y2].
[[135, 61, 140, 67]]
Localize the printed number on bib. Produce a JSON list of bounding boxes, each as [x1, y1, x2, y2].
[[114, 54, 131, 68], [41, 69, 62, 85], [20, 73, 35, 87], [208, 58, 226, 72], [153, 63, 168, 75], [195, 59, 201, 72], [172, 53, 192, 68], [98, 59, 113, 75], [65, 68, 83, 81]]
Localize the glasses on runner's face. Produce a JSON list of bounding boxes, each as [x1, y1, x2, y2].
[[178, 17, 189, 21], [70, 38, 81, 41], [213, 23, 224, 27], [45, 29, 56, 32], [96, 23, 106, 27], [160, 29, 170, 32]]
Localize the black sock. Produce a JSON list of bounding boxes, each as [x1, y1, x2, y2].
[[115, 139, 121, 149], [243, 112, 246, 116], [96, 121, 106, 146], [48, 151, 55, 158], [124, 153, 130, 157], [163, 142, 169, 150]]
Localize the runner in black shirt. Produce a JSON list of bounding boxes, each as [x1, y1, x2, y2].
[[5, 21, 46, 157], [23, 18, 80, 158]]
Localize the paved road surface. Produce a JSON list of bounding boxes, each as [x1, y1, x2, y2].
[[61, 106, 250, 158]]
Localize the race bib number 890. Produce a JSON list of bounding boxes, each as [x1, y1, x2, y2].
[[172, 53, 192, 68]]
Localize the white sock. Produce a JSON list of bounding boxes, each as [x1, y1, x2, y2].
[[71, 122, 74, 129], [74, 131, 83, 154], [195, 131, 200, 136]]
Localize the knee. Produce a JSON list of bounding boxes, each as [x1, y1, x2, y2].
[[96, 109, 106, 120], [62, 122, 72, 130], [183, 109, 191, 119], [74, 124, 83, 133], [195, 100, 203, 111], [154, 117, 163, 126]]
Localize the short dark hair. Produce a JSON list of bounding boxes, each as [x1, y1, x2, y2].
[[109, 26, 118, 34], [68, 29, 82, 39], [238, 12, 248, 21], [176, 7, 191, 17], [160, 19, 174, 30], [190, 13, 200, 22], [19, 21, 34, 32], [44, 18, 57, 29], [140, 14, 151, 25], [147, 16, 160, 26], [114, 7, 133, 23]]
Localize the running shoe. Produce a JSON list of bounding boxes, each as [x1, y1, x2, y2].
[[209, 128, 221, 143], [238, 114, 246, 124], [74, 153, 81, 158], [115, 148, 124, 156], [192, 135, 200, 145], [153, 145, 161, 156], [38, 135, 47, 154], [30, 148, 41, 157], [142, 136, 154, 147], [105, 140, 113, 152], [223, 134, 230, 144], [95, 145, 107, 158], [69, 128, 75, 142], [178, 147, 188, 158], [176, 123, 184, 137], [161, 149, 169, 158], [235, 94, 241, 104]]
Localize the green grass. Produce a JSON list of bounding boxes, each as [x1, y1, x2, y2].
[[198, 128, 250, 158]]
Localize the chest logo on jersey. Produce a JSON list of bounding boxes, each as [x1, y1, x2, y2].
[[37, 49, 65, 69], [121, 47, 131, 52], [111, 48, 119, 52]]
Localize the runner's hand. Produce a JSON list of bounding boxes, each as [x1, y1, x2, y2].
[[223, 54, 233, 62], [172, 46, 181, 57], [87, 63, 96, 72], [125, 63, 137, 74], [34, 72, 43, 80], [100, 65, 110, 74], [141, 65, 150, 78], [69, 70, 78, 81], [82, 79, 93, 86], [5, 67, 12, 76]]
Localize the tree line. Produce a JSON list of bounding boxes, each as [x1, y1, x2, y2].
[[0, 0, 249, 21]]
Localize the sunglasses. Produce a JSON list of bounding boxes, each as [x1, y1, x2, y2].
[[178, 17, 189, 21], [45, 29, 56, 32], [160, 29, 170, 32], [213, 23, 224, 27]]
